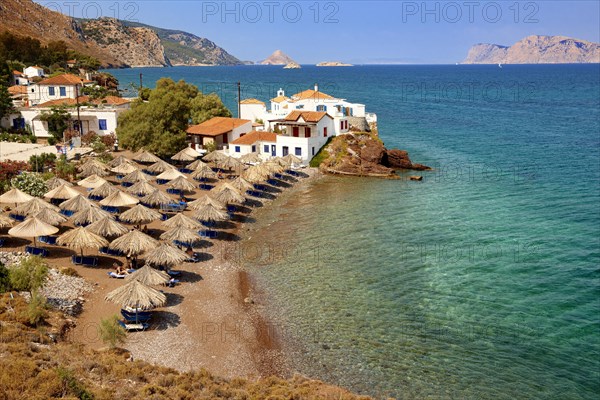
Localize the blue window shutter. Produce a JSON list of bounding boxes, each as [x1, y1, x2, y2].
[[264, 145, 269, 152], [235, 146, 241, 153], [252, 145, 256, 152], [48, 87, 55, 96], [295, 147, 301, 156], [59, 87, 66, 96], [99, 119, 107, 130]]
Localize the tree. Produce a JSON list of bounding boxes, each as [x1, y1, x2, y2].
[[0, 83, 13, 121], [98, 315, 127, 349], [190, 93, 231, 124], [29, 153, 57, 173], [55, 155, 76, 180], [9, 256, 49, 294], [26, 291, 48, 326], [39, 106, 71, 140], [11, 172, 48, 197]]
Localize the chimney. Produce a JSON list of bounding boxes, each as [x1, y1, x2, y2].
[[314, 83, 318, 92]]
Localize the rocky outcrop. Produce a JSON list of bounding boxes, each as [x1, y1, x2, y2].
[[283, 62, 301, 69], [260, 50, 297, 65], [316, 61, 353, 66], [463, 35, 600, 64], [317, 133, 431, 178]]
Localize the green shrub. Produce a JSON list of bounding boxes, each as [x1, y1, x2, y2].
[[98, 315, 127, 349], [0, 264, 11, 293], [309, 137, 334, 167], [56, 367, 94, 400], [26, 290, 48, 326], [60, 267, 80, 277], [9, 256, 49, 294], [29, 153, 57, 173], [10, 172, 48, 197], [55, 155, 76, 180], [47, 136, 57, 145]]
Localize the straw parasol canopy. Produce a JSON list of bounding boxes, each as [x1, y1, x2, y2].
[[71, 205, 111, 226], [111, 163, 138, 175], [171, 147, 199, 162], [187, 194, 225, 210], [156, 168, 185, 181], [162, 213, 202, 230], [133, 150, 161, 164], [192, 203, 229, 222], [57, 226, 109, 257], [262, 161, 285, 173], [86, 216, 129, 238], [145, 159, 172, 174], [216, 156, 243, 171], [119, 204, 162, 225], [240, 152, 262, 163], [105, 279, 166, 310], [77, 174, 108, 189], [0, 188, 34, 204], [109, 229, 158, 257], [0, 213, 14, 228], [272, 156, 290, 167], [145, 242, 189, 268], [45, 177, 72, 190], [78, 160, 110, 178], [126, 180, 156, 196], [59, 194, 93, 212], [203, 150, 228, 162], [122, 169, 154, 183], [108, 155, 131, 168], [99, 190, 139, 207], [168, 176, 196, 192], [8, 216, 58, 246], [44, 183, 80, 201], [230, 176, 254, 192], [12, 197, 59, 216], [212, 183, 245, 204], [126, 264, 170, 286], [243, 165, 270, 183], [33, 207, 68, 226], [79, 158, 108, 171], [282, 154, 302, 165], [190, 164, 217, 180], [140, 189, 172, 207], [186, 159, 208, 170], [160, 226, 201, 245], [89, 182, 118, 199]]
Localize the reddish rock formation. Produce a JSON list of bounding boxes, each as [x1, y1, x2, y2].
[[383, 149, 432, 171]]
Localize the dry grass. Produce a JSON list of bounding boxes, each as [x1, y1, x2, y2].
[[0, 293, 373, 400]]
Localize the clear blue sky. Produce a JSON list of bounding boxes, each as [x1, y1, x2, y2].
[[36, 0, 600, 64]]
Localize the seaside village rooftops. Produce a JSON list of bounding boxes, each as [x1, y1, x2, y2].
[[283, 110, 330, 123], [37, 73, 93, 86], [8, 85, 28, 96], [34, 95, 131, 108], [289, 88, 335, 101], [231, 130, 276, 145], [186, 117, 251, 136], [240, 98, 265, 105], [270, 95, 290, 103]]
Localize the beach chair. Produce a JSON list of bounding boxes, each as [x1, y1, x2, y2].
[[99, 246, 123, 256], [178, 168, 193, 174], [0, 238, 4, 247], [266, 179, 280, 187], [253, 183, 267, 191], [9, 213, 26, 221], [201, 220, 216, 227], [167, 278, 180, 287], [101, 205, 120, 214], [38, 235, 58, 245], [116, 174, 124, 180], [107, 271, 127, 279], [274, 173, 284, 179], [166, 188, 182, 195], [71, 255, 99, 267], [121, 309, 152, 322], [121, 182, 133, 187], [167, 270, 182, 278], [199, 183, 214, 191], [117, 320, 149, 331], [26, 246, 49, 257], [59, 209, 75, 217], [88, 194, 103, 201], [156, 178, 169, 185]]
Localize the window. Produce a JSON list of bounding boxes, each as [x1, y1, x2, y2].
[[59, 87, 66, 96], [252, 145, 256, 153], [235, 146, 241, 153], [312, 147, 315, 156], [316, 105, 327, 112], [98, 119, 107, 130], [292, 127, 299, 137], [295, 147, 301, 156], [12, 118, 25, 129], [282, 146, 289, 156], [305, 127, 311, 137], [296, 105, 304, 109], [48, 87, 55, 96], [264, 145, 269, 153]]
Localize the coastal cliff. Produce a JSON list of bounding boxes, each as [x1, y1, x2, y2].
[[314, 133, 431, 178], [463, 35, 600, 64]]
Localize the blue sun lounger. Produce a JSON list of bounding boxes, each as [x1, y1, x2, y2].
[[71, 255, 99, 267], [118, 320, 149, 331], [38, 235, 58, 245], [25, 246, 49, 257]]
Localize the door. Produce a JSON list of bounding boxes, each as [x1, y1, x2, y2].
[[292, 127, 299, 137], [271, 145, 276, 157], [282, 146, 289, 156], [323, 127, 328, 137]]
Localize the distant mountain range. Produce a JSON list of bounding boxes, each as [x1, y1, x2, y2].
[[0, 0, 241, 67], [463, 35, 600, 64], [259, 50, 297, 65]]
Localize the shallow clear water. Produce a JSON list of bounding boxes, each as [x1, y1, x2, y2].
[[108, 65, 600, 399]]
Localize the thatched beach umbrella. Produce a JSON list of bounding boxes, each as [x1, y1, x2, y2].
[[192, 203, 229, 222], [272, 156, 290, 167], [119, 204, 162, 226], [162, 213, 201, 230], [44, 184, 80, 201], [145, 160, 172, 174], [134, 150, 161, 164], [203, 150, 228, 162], [122, 169, 153, 183], [89, 182, 118, 199], [171, 147, 199, 162], [190, 164, 217, 180], [262, 161, 285, 174], [145, 242, 189, 268], [243, 165, 269, 183], [0, 213, 14, 228], [59, 194, 93, 212], [71, 205, 111, 226], [111, 163, 138, 175], [99, 190, 139, 208], [156, 168, 184, 181], [187, 194, 225, 210], [109, 229, 158, 257], [108, 155, 131, 168], [160, 226, 201, 245], [105, 279, 166, 310], [282, 154, 302, 165], [216, 156, 243, 172], [212, 183, 245, 204], [86, 216, 129, 238], [126, 264, 170, 286], [78, 159, 110, 178], [240, 152, 262, 164], [168, 176, 196, 193], [126, 181, 156, 197], [8, 216, 58, 247], [0, 188, 34, 205], [57, 226, 109, 257], [12, 197, 59, 216], [33, 207, 67, 226], [230, 176, 254, 192], [186, 159, 208, 170], [45, 177, 72, 190], [78, 174, 108, 189], [140, 189, 172, 208]]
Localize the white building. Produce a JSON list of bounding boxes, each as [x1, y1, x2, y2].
[[23, 66, 45, 79], [229, 131, 277, 159], [28, 73, 93, 106], [186, 117, 252, 152]]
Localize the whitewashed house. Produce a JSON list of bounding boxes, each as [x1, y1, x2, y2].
[[23, 66, 45, 79], [28, 73, 93, 106], [186, 117, 252, 152], [229, 131, 277, 159], [12, 71, 29, 86]]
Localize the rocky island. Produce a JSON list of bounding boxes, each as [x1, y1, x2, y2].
[[259, 50, 297, 65], [314, 132, 431, 178], [283, 62, 302, 69], [317, 61, 353, 67]]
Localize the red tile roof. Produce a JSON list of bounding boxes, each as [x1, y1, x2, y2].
[[38, 74, 91, 86], [35, 96, 90, 108], [231, 131, 276, 145], [187, 117, 251, 137], [270, 95, 289, 103], [93, 96, 130, 106], [283, 110, 330, 123], [13, 70, 23, 76], [240, 98, 265, 105], [8, 85, 28, 96], [291, 89, 334, 101]]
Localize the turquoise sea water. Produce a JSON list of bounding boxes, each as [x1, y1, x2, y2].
[[107, 65, 600, 399]]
